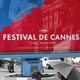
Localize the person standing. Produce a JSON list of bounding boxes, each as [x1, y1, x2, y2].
[[32, 70, 41, 80], [8, 60, 14, 73], [36, 71, 41, 80]]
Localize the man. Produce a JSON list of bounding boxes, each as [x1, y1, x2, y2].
[[32, 70, 41, 80], [8, 60, 14, 73]]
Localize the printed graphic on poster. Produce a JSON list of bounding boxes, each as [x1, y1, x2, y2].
[[0, 0, 80, 52]]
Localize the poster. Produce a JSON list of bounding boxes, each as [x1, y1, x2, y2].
[[0, 0, 80, 53], [0, 0, 80, 80]]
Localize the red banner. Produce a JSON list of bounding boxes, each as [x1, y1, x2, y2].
[[0, 0, 80, 52]]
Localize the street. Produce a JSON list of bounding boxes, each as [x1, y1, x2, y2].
[[0, 64, 21, 80], [0, 67, 9, 80], [0, 64, 80, 80]]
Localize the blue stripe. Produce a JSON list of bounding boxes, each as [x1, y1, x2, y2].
[[0, 52, 79, 58]]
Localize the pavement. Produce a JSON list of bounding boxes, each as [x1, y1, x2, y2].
[[44, 68, 57, 74], [0, 64, 21, 80], [0, 67, 55, 80], [0, 67, 20, 80], [0, 67, 9, 80], [0, 64, 80, 80]]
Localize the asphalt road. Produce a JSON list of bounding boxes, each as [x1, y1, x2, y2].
[[0, 67, 9, 80], [0, 64, 21, 80], [0, 64, 80, 80]]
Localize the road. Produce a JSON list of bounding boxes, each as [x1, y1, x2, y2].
[[0, 67, 9, 80], [0, 64, 80, 80], [0, 64, 21, 80]]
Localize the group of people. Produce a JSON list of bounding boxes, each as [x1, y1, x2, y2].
[[7, 59, 68, 80], [31, 69, 68, 80]]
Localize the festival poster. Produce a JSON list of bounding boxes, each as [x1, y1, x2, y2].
[[0, 0, 80, 53]]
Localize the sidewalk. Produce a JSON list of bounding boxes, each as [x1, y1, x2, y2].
[[0, 66, 20, 80], [0, 67, 9, 80]]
